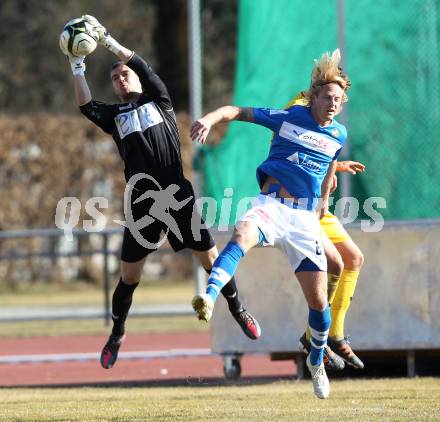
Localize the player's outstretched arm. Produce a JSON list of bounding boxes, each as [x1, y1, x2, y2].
[[83, 15, 172, 105], [336, 160, 365, 174], [191, 106, 253, 144], [59, 36, 92, 106], [82, 15, 133, 62], [72, 73, 92, 106], [329, 174, 338, 193]]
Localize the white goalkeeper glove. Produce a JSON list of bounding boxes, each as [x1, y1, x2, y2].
[[82, 14, 124, 55], [59, 36, 86, 76], [68, 54, 86, 76]]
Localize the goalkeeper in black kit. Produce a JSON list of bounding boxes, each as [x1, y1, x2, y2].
[[60, 15, 261, 369]]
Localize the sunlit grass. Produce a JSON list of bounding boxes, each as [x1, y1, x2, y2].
[[0, 315, 208, 338], [0, 278, 207, 337], [0, 378, 439, 421], [0, 278, 194, 306]]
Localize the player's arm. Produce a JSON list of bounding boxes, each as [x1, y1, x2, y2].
[[60, 19, 114, 133], [64, 63, 113, 133], [125, 54, 172, 106], [59, 36, 92, 106], [82, 15, 171, 106], [72, 73, 92, 106], [336, 160, 365, 174], [63, 55, 92, 106], [329, 174, 338, 193], [191, 106, 253, 144], [81, 15, 133, 62], [319, 160, 338, 219]]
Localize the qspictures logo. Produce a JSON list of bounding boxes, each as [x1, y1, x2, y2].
[[117, 173, 193, 249], [55, 172, 387, 246], [55, 173, 194, 248]]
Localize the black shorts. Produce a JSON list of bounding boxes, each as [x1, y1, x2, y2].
[[121, 178, 215, 262]]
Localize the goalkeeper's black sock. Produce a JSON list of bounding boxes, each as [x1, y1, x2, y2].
[[221, 276, 242, 313], [111, 278, 139, 337], [204, 268, 241, 312]]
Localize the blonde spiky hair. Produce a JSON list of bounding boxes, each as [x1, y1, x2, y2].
[[304, 48, 351, 103]]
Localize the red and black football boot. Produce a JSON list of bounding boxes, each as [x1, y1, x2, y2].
[[100, 333, 125, 369], [231, 307, 261, 340]]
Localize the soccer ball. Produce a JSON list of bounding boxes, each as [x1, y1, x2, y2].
[[59, 18, 97, 57]]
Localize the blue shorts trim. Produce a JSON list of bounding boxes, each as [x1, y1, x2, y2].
[[295, 257, 322, 273]]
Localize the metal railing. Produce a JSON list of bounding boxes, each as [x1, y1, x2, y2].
[[0, 227, 194, 324]]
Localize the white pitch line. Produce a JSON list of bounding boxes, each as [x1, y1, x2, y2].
[[0, 348, 213, 364]]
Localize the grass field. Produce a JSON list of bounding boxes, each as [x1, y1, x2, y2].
[[0, 278, 193, 306], [0, 315, 208, 338], [0, 278, 208, 337], [0, 378, 439, 421]]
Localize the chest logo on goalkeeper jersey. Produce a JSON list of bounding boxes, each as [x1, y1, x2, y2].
[[115, 102, 164, 139], [279, 121, 341, 158]]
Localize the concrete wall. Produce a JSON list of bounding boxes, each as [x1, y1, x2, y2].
[[210, 220, 440, 354]]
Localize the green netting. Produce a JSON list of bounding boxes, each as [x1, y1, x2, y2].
[[202, 0, 440, 224]]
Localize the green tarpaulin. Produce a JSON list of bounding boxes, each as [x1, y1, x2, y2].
[[202, 0, 440, 224]]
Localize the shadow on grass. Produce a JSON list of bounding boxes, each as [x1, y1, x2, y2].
[[1, 375, 297, 389]]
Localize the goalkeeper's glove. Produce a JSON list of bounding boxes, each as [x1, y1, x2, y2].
[[68, 54, 86, 76], [60, 35, 86, 76], [82, 14, 124, 56]]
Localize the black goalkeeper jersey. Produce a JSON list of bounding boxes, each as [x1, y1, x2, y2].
[[80, 53, 184, 186]]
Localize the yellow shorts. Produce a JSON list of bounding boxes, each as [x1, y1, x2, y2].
[[320, 212, 350, 244]]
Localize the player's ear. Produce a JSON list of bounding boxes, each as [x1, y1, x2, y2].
[[310, 86, 319, 104]]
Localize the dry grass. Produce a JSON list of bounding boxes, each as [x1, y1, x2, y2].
[[0, 378, 439, 421], [0, 278, 193, 306], [0, 315, 208, 338], [0, 279, 207, 337]]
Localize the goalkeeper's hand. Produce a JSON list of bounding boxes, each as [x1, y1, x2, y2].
[[60, 37, 85, 76], [68, 54, 86, 76], [82, 14, 123, 55], [66, 54, 86, 76], [82, 14, 108, 44]]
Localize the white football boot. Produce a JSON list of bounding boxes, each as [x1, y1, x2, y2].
[[306, 354, 330, 399]]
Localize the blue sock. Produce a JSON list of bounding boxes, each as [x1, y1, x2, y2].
[[308, 306, 331, 366], [206, 242, 245, 303]]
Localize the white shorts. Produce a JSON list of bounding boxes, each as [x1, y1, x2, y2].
[[238, 194, 327, 272]]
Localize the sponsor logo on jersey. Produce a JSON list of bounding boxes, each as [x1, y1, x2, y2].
[[286, 152, 321, 171], [115, 102, 164, 139], [269, 109, 289, 115], [119, 104, 133, 111], [302, 155, 321, 171], [279, 121, 341, 158], [286, 152, 300, 164]]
